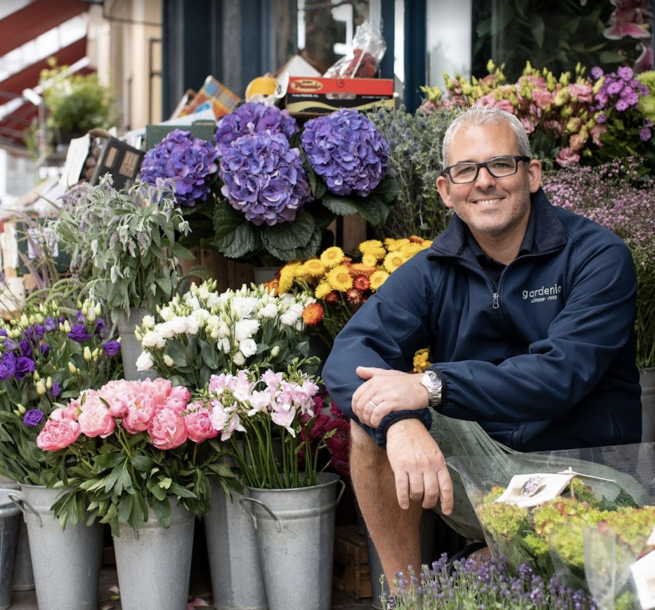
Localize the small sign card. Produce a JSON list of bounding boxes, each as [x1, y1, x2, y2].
[[631, 551, 655, 609], [495, 473, 575, 508]]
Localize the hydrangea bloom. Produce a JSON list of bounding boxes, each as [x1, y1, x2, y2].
[[141, 129, 219, 207], [219, 132, 311, 226], [214, 102, 299, 156], [301, 108, 389, 197]]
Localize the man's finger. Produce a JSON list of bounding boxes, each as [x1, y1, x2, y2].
[[437, 466, 454, 515], [369, 402, 394, 427], [355, 366, 391, 379], [422, 471, 440, 509], [408, 471, 425, 503], [394, 470, 410, 510]]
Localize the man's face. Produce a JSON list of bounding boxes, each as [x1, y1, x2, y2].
[[436, 122, 542, 242]]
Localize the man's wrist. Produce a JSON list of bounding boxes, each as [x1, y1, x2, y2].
[[374, 408, 432, 449]]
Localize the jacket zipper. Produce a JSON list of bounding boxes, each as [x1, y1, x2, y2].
[[492, 293, 499, 309]]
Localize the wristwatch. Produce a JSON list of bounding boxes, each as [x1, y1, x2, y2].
[[420, 369, 442, 408]]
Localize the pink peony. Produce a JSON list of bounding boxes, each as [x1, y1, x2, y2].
[[122, 392, 156, 434], [148, 407, 188, 450], [50, 402, 80, 421], [37, 418, 81, 451], [184, 405, 219, 443], [78, 402, 116, 438]]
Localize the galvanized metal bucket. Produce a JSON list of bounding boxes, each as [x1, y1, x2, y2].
[[240, 473, 345, 610], [0, 479, 33, 592], [117, 307, 156, 381], [8, 484, 103, 610], [0, 489, 21, 610], [204, 479, 267, 610], [112, 496, 195, 610]]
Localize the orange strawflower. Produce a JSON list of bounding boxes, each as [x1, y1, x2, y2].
[[352, 275, 371, 291], [325, 291, 340, 304], [346, 289, 364, 305], [302, 302, 324, 326]]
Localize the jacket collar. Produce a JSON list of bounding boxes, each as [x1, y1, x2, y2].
[[427, 187, 567, 260]]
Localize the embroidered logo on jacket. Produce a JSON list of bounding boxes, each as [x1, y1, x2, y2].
[[522, 283, 562, 303]]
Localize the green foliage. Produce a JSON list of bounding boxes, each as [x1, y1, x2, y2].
[[40, 60, 117, 135], [52, 176, 195, 322], [367, 106, 457, 240]]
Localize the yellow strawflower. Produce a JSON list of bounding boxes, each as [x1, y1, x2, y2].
[[369, 270, 389, 291], [413, 348, 431, 373], [327, 265, 354, 292], [383, 251, 409, 273], [315, 281, 333, 299], [320, 246, 345, 268], [301, 258, 327, 278], [385, 238, 410, 252], [362, 253, 381, 267], [278, 262, 301, 294]]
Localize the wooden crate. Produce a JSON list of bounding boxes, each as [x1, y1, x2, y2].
[[333, 524, 372, 600]]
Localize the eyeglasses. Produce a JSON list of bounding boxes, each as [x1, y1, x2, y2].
[[441, 155, 531, 184]]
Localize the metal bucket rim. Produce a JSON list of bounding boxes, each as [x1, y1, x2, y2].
[[244, 471, 341, 494]]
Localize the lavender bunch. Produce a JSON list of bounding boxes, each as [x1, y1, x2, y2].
[[386, 555, 597, 609], [542, 158, 655, 367], [301, 108, 389, 197], [140, 129, 219, 208], [219, 132, 312, 226], [214, 102, 299, 155]]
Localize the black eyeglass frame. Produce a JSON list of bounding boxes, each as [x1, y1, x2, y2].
[[441, 155, 532, 184]]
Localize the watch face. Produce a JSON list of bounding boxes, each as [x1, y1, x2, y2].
[[424, 370, 438, 386]]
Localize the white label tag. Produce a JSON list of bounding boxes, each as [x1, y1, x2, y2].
[[631, 551, 655, 609], [495, 473, 575, 508]]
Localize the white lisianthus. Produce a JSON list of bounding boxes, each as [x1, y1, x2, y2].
[[192, 308, 210, 326], [159, 306, 174, 322], [157, 321, 177, 339], [142, 330, 166, 349], [239, 338, 258, 358], [185, 295, 201, 310], [170, 316, 188, 334], [233, 351, 246, 366], [271, 345, 280, 357], [206, 293, 220, 308], [231, 296, 259, 319], [216, 321, 231, 338], [163, 354, 174, 367], [142, 315, 156, 330], [136, 351, 154, 371], [220, 337, 231, 354], [197, 284, 210, 301], [234, 319, 259, 342], [280, 303, 304, 327], [185, 315, 199, 335], [259, 303, 278, 319]]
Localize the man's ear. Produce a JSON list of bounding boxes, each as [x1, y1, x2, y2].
[[527, 159, 542, 193], [436, 175, 453, 208]]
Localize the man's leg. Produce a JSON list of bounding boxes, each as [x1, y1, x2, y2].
[[349, 420, 423, 588]]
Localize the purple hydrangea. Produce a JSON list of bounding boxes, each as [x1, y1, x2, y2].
[[23, 409, 44, 427], [215, 102, 299, 156], [301, 109, 389, 197], [141, 129, 219, 208], [219, 132, 312, 226]]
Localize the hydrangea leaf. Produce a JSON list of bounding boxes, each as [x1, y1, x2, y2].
[[211, 202, 261, 259], [372, 174, 401, 205], [263, 226, 322, 261], [321, 195, 359, 216], [262, 211, 315, 249], [322, 194, 390, 225]]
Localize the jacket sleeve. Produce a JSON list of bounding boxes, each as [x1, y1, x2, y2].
[[321, 254, 436, 447], [436, 238, 638, 423]]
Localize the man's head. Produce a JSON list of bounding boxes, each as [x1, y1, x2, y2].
[[436, 106, 542, 249]]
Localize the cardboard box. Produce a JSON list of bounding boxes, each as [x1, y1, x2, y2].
[[286, 77, 394, 116], [89, 137, 145, 190], [179, 76, 240, 119], [145, 121, 216, 151]]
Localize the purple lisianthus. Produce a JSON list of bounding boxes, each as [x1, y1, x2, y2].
[[0, 329, 7, 338], [76, 311, 85, 323], [68, 325, 93, 343], [141, 129, 219, 208], [15, 357, 35, 380], [18, 339, 31, 357], [0, 353, 16, 381], [215, 102, 299, 156], [103, 340, 121, 357], [23, 409, 44, 427], [40, 343, 50, 358], [50, 383, 61, 398], [301, 108, 389, 197], [3, 339, 18, 352], [219, 132, 312, 226], [44, 316, 57, 332]]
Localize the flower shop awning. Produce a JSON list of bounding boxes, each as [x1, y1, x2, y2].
[[0, 0, 90, 149]]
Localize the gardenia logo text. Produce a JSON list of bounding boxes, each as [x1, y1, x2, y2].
[[522, 283, 562, 303]]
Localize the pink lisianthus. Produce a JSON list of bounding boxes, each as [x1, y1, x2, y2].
[[148, 407, 188, 450], [520, 117, 536, 135], [591, 123, 608, 146], [475, 93, 516, 114], [37, 418, 81, 451], [184, 404, 219, 443], [78, 402, 116, 438], [555, 147, 581, 167], [569, 131, 589, 152], [567, 82, 593, 104]]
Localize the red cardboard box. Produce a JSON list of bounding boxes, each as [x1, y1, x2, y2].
[[286, 77, 394, 116]]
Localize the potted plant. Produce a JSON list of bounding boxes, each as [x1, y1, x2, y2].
[[40, 59, 117, 146], [36, 376, 238, 610], [0, 298, 121, 610], [52, 176, 195, 379]]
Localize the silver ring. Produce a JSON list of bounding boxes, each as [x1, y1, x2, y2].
[[367, 400, 378, 409]]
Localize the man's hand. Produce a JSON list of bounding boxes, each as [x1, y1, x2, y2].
[[352, 366, 429, 428], [386, 419, 453, 513]]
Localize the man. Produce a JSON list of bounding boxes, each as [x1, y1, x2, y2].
[[322, 106, 641, 584]]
